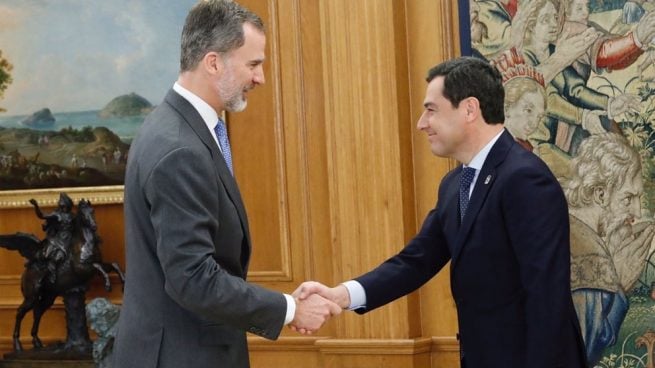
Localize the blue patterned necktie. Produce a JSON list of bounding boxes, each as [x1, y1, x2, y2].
[[214, 118, 233, 175], [459, 167, 477, 221]]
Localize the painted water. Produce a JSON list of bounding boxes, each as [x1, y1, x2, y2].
[[0, 110, 144, 143]]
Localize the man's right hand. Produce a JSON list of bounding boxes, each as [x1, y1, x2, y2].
[[289, 293, 341, 335], [293, 281, 351, 309]]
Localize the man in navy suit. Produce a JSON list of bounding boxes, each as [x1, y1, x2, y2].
[[295, 57, 587, 367]]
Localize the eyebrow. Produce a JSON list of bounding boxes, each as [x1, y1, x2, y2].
[[423, 102, 437, 109], [623, 189, 642, 197]]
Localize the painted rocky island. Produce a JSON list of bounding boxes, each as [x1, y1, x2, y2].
[[0, 93, 152, 190]]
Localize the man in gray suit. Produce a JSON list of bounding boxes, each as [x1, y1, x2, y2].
[[113, 1, 341, 367]]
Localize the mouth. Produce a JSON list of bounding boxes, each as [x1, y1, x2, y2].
[[241, 86, 254, 98]]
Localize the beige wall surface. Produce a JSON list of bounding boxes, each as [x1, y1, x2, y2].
[[0, 1, 462, 367]]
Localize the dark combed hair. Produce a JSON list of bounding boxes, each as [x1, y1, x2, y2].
[[426, 57, 505, 124], [180, 0, 264, 72]]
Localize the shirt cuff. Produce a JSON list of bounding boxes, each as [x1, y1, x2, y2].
[[341, 280, 366, 310], [283, 294, 296, 325]]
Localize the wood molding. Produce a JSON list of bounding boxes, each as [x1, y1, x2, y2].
[[230, 0, 293, 283], [0, 334, 459, 365], [441, 0, 461, 173], [249, 335, 460, 353], [248, 336, 323, 351], [317, 338, 433, 368], [0, 276, 21, 283], [316, 338, 432, 355], [0, 300, 64, 309], [248, 336, 460, 368], [438, 0, 459, 61], [431, 336, 459, 352], [431, 336, 461, 367]]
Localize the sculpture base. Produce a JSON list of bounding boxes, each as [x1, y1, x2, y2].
[[1, 348, 93, 368], [0, 360, 94, 368]]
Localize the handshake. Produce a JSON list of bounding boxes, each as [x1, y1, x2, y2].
[[288, 281, 352, 335]]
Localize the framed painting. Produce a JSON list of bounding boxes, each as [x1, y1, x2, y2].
[[0, 0, 197, 208], [464, 1, 655, 367]]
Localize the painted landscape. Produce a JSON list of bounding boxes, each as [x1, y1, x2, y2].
[[0, 93, 149, 189], [0, 0, 197, 190]]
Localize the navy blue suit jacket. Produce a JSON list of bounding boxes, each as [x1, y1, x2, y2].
[[355, 130, 586, 367]]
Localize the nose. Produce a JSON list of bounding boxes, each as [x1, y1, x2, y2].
[[631, 200, 642, 220], [253, 65, 265, 85], [526, 118, 540, 133], [550, 17, 558, 27], [417, 111, 428, 130]]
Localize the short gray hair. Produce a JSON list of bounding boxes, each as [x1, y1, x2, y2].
[[180, 0, 264, 72], [564, 133, 641, 208]]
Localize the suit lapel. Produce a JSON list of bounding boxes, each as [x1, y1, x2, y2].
[[164, 90, 252, 250], [451, 130, 514, 268]]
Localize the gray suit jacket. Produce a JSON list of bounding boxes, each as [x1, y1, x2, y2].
[[113, 89, 287, 368]]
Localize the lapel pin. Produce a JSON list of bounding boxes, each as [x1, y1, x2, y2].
[[484, 175, 492, 185]]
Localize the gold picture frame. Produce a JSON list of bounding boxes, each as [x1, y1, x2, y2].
[[0, 185, 123, 209]]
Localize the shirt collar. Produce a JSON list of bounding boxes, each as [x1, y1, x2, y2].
[[173, 82, 221, 147], [465, 129, 505, 170]]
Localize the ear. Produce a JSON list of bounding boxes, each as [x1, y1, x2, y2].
[[463, 97, 480, 122], [593, 186, 608, 207], [202, 51, 223, 76]]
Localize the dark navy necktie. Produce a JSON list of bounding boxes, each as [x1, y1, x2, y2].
[[459, 167, 476, 221], [214, 118, 233, 175]]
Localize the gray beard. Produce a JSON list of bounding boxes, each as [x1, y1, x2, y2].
[[603, 218, 633, 254], [224, 96, 247, 113]]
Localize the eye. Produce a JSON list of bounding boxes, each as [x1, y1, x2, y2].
[[248, 61, 263, 69], [622, 196, 633, 207]]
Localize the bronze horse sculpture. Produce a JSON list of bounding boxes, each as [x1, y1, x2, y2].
[[0, 193, 124, 354]]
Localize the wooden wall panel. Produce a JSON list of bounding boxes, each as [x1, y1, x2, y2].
[[229, 0, 291, 281], [405, 0, 461, 338], [318, 0, 417, 339], [293, 0, 334, 288]]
